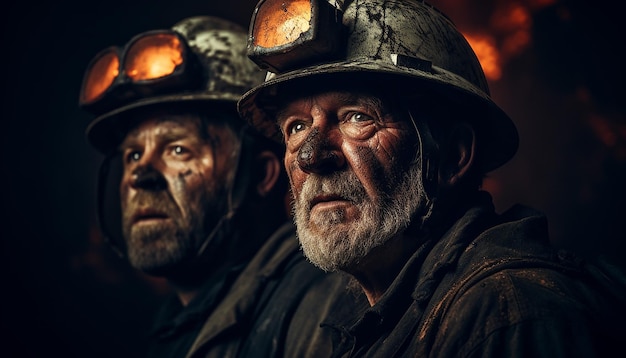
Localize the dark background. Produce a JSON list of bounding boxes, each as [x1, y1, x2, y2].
[[2, 0, 624, 357]]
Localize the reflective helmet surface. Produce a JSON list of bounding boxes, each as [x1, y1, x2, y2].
[[239, 0, 519, 173], [85, 16, 266, 154]]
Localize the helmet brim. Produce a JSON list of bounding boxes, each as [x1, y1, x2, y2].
[[238, 59, 519, 173], [86, 92, 240, 155]]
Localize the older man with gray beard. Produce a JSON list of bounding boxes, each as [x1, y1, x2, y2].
[[238, 0, 626, 356], [291, 104, 426, 277]]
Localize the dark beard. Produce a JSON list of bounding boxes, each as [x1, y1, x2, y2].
[[128, 224, 189, 275], [121, 186, 226, 276]]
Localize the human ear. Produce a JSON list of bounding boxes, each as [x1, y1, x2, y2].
[[255, 150, 282, 196], [438, 122, 476, 186]]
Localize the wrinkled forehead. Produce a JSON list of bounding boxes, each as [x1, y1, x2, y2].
[[273, 85, 401, 118], [120, 107, 239, 147]]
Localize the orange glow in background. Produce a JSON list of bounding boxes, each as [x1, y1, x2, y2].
[[435, 0, 625, 256], [464, 33, 502, 80]]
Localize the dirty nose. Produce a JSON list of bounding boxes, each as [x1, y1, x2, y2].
[[131, 165, 167, 191], [297, 127, 345, 174]]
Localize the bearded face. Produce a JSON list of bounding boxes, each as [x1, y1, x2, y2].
[[120, 174, 224, 275], [117, 113, 238, 276], [293, 159, 425, 272], [277, 90, 426, 272]]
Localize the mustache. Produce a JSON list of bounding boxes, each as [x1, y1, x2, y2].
[[122, 191, 180, 223], [298, 171, 367, 209]]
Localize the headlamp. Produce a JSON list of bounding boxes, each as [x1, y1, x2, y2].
[[79, 30, 200, 114], [247, 0, 345, 73]]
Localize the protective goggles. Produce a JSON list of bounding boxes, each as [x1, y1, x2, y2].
[[79, 30, 200, 114], [248, 0, 345, 73]]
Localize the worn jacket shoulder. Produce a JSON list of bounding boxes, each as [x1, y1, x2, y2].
[[187, 222, 325, 358], [419, 205, 624, 357]]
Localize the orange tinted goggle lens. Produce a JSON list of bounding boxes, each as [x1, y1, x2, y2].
[[124, 33, 184, 81], [253, 0, 312, 48], [82, 50, 120, 104]]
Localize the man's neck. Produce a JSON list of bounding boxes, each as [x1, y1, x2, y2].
[[347, 234, 421, 306], [176, 287, 199, 307], [167, 274, 207, 307]]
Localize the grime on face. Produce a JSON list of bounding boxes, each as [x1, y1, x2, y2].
[[118, 112, 239, 275], [276, 90, 426, 272]]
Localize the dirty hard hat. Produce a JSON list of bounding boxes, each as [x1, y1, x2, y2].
[[81, 16, 266, 154], [238, 0, 519, 172]]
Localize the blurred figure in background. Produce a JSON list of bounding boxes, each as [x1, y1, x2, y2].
[[80, 15, 341, 357]]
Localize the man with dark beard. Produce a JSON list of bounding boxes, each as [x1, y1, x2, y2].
[[238, 0, 626, 357], [80, 16, 342, 358]]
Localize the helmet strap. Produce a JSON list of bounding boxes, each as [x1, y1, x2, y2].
[[408, 110, 439, 230], [195, 125, 254, 257]]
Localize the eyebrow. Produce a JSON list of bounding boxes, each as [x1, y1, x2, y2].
[[119, 125, 201, 149], [275, 92, 386, 121]]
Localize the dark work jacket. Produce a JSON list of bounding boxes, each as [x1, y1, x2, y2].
[[184, 222, 345, 358], [325, 192, 626, 358], [146, 261, 245, 357]]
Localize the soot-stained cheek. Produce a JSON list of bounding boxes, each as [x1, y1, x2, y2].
[[352, 144, 395, 192], [172, 169, 194, 193]]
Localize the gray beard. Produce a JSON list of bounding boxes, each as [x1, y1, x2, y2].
[[293, 160, 425, 272]]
